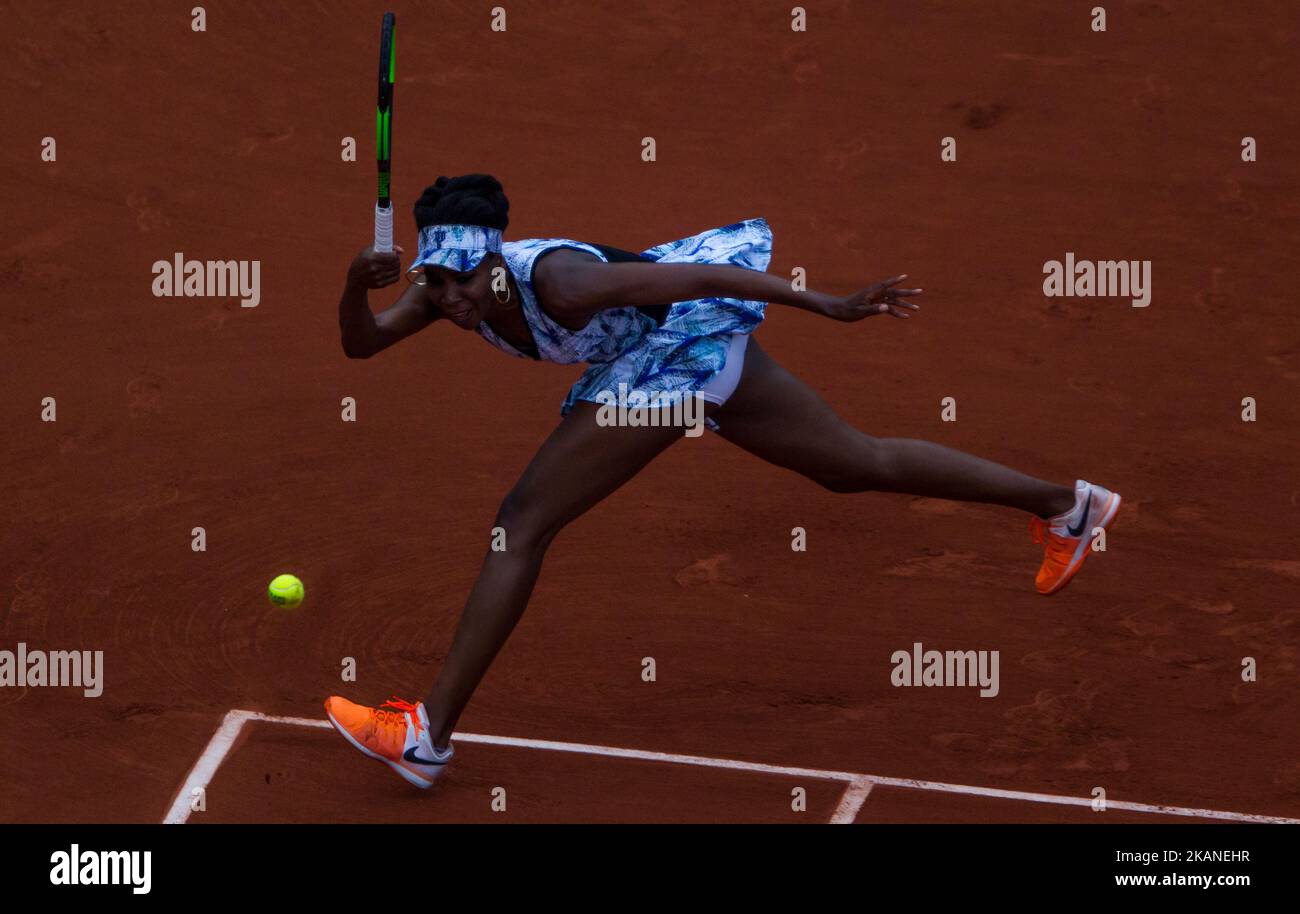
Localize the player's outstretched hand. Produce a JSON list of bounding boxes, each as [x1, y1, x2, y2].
[[820, 274, 923, 321], [348, 245, 405, 290]]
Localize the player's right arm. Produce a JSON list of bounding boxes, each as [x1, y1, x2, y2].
[[339, 246, 440, 358]]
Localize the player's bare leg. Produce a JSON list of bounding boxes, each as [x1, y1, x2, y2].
[[714, 339, 1076, 517], [713, 339, 1121, 594], [421, 402, 689, 748]]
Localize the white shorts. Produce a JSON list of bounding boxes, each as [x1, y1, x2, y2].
[[698, 333, 750, 406], [697, 333, 750, 432]]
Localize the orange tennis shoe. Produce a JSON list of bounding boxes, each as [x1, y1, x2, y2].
[[1029, 480, 1122, 595], [324, 695, 453, 789]]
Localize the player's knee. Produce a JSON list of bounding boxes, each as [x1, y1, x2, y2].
[[495, 489, 565, 550], [811, 436, 891, 493]]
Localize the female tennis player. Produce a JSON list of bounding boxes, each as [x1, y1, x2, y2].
[[325, 174, 1121, 788]]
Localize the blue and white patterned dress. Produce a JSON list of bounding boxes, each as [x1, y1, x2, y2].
[[477, 217, 773, 415]]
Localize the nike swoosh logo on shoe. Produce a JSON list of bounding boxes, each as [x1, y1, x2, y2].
[[403, 746, 451, 766], [1066, 489, 1092, 538]]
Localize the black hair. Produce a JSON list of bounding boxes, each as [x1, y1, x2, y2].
[[413, 174, 509, 232]]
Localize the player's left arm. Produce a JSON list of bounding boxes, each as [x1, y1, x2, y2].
[[535, 251, 922, 323]]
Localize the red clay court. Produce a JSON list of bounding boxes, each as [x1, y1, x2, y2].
[[2, 1, 1298, 824]]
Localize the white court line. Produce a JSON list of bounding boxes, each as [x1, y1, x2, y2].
[[829, 777, 875, 824], [162, 710, 259, 824], [163, 710, 1300, 825]]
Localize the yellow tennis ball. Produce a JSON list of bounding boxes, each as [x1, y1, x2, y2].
[[268, 573, 304, 608]]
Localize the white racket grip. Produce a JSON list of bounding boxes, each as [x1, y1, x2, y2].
[[374, 203, 394, 253]]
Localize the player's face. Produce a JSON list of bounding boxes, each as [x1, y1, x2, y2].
[[421, 255, 501, 329]]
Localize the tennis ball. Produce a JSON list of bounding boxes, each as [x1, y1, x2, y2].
[[268, 573, 304, 608]]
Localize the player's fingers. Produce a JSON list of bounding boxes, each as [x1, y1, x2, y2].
[[873, 274, 909, 291]]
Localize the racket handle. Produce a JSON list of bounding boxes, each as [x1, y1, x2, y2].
[[374, 203, 394, 253]]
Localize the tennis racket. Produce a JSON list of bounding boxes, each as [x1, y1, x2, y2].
[[373, 12, 397, 253]]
